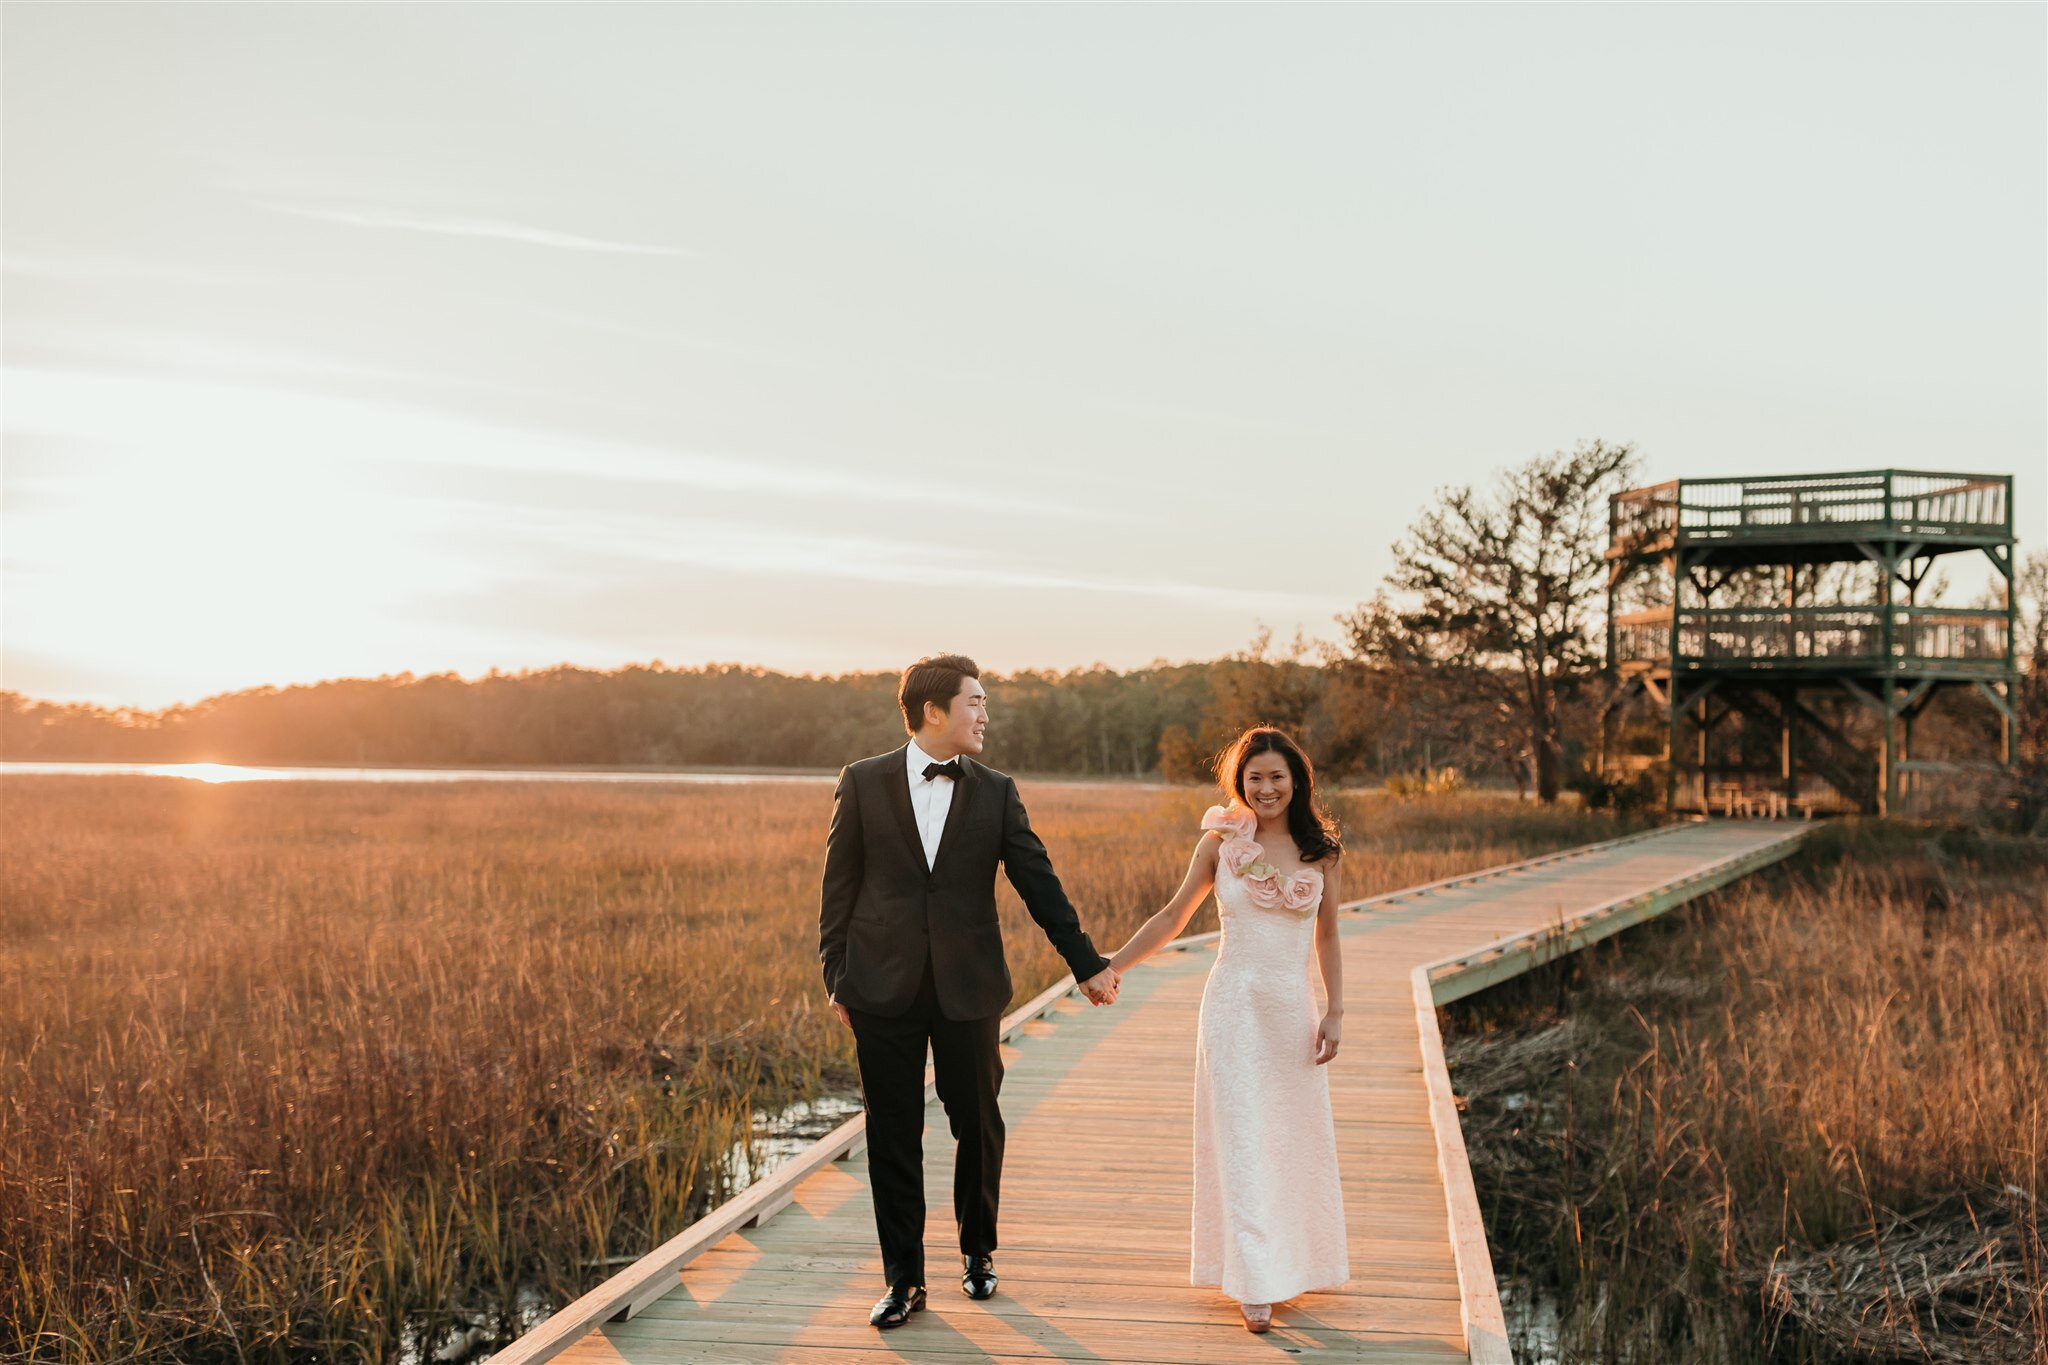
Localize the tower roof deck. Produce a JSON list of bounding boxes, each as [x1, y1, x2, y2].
[[1609, 470, 2013, 564]]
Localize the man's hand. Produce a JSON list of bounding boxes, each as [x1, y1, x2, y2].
[[830, 995, 852, 1028], [1079, 966, 1121, 1006]]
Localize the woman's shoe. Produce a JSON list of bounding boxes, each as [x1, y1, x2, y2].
[[1239, 1301, 1272, 1333]]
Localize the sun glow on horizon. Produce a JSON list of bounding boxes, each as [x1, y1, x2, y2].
[[143, 762, 263, 784]]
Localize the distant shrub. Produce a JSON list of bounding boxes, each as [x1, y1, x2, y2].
[[1569, 763, 1665, 818], [1383, 766, 1464, 797]]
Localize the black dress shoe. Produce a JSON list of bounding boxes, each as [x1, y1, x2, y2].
[[869, 1282, 926, 1328], [962, 1254, 998, 1300]]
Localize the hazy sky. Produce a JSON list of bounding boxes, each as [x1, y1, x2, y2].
[[4, 4, 2043, 709]]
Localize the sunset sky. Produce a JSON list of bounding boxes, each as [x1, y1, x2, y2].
[[4, 5, 2043, 710]]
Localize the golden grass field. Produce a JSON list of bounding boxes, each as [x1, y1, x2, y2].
[[0, 774, 1633, 1363], [1444, 821, 2048, 1363]]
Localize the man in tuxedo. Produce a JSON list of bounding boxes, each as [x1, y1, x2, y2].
[[819, 653, 1123, 1329]]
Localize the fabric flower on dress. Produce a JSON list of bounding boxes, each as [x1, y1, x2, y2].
[[1281, 869, 1324, 913], [1218, 836, 1263, 876], [1240, 863, 1286, 909], [1201, 803, 1258, 841], [1206, 803, 1319, 914]]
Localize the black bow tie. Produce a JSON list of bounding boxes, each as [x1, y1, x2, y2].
[[922, 760, 963, 782]]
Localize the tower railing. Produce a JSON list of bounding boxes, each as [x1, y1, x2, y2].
[[1609, 471, 2011, 552], [1613, 605, 2011, 671]]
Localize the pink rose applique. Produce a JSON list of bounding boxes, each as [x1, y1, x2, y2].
[[1281, 869, 1324, 913], [1200, 803, 1257, 841], [1218, 836, 1263, 876], [1242, 869, 1285, 910]]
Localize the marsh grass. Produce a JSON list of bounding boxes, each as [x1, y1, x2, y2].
[[1, 774, 1628, 1362], [1444, 820, 2048, 1364]]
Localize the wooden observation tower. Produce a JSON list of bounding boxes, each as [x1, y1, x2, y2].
[[1602, 470, 2018, 816]]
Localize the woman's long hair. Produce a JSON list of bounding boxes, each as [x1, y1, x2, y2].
[[1215, 726, 1342, 863]]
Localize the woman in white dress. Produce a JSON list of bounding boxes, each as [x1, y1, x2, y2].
[[1109, 726, 1349, 1333]]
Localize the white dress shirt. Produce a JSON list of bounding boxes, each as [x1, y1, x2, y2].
[[904, 737, 958, 870]]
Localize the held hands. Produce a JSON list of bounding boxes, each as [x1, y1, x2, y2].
[[1079, 965, 1121, 1006], [1313, 1011, 1342, 1065]]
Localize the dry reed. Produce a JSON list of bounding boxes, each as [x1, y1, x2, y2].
[[1446, 820, 2047, 1364], [0, 774, 1626, 1362]]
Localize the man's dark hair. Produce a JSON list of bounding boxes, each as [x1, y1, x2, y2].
[[899, 654, 980, 734]]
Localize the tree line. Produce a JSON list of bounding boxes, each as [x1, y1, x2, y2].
[[7, 443, 2041, 807], [0, 617, 1624, 792]]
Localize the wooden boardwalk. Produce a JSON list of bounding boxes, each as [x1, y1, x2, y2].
[[501, 819, 1809, 1365]]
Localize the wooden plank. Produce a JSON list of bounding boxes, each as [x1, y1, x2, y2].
[[665, 1243, 1465, 1289], [572, 1309, 1471, 1363], [554, 1336, 1471, 1365], [629, 1278, 1465, 1323]]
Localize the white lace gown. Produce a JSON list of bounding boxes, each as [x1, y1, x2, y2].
[[1190, 809, 1350, 1303]]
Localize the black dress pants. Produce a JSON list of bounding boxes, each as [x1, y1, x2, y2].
[[847, 955, 1005, 1288]]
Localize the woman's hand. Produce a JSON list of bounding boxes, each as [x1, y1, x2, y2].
[[1079, 965, 1121, 1005], [1313, 1012, 1342, 1065]]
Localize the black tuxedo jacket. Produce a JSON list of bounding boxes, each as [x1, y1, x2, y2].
[[818, 746, 1110, 1020]]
